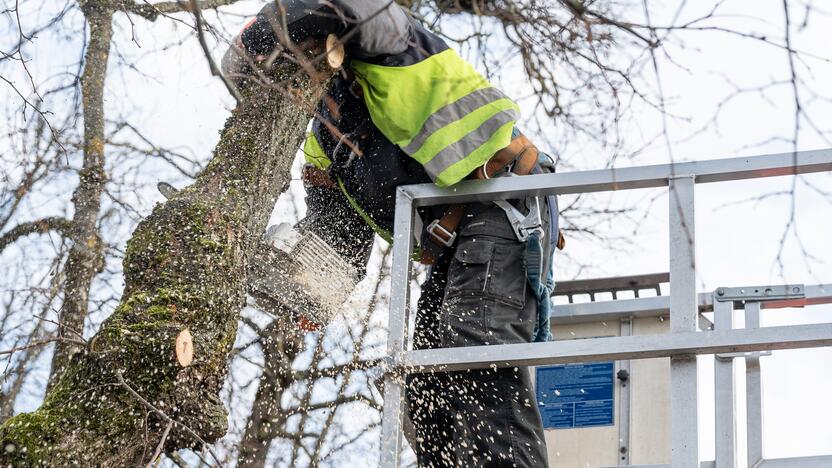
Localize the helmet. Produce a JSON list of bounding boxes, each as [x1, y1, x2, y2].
[[270, 0, 323, 26]]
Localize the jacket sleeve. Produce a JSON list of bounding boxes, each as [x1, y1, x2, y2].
[[237, 0, 411, 59]]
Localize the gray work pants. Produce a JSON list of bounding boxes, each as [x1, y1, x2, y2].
[[407, 204, 550, 468]]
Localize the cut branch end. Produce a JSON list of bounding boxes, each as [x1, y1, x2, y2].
[[325, 34, 345, 69], [175, 329, 193, 367]]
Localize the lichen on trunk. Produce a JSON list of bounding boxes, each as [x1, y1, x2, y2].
[[49, 0, 113, 393], [0, 57, 334, 465]]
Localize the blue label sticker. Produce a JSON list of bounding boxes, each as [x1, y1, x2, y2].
[[535, 362, 615, 429]]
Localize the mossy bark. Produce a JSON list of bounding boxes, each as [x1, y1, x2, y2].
[[0, 60, 333, 465]]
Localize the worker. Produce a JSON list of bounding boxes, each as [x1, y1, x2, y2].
[[223, 1, 562, 465]]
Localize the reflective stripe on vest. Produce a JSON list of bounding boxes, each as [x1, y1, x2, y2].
[[351, 49, 520, 187]]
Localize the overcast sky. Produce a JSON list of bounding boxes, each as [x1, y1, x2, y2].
[[71, 0, 832, 463]]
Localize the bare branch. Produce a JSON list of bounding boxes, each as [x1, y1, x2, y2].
[[115, 372, 222, 466], [145, 420, 173, 468], [0, 217, 72, 254], [188, 0, 243, 103], [0, 337, 86, 358], [124, 0, 241, 22]]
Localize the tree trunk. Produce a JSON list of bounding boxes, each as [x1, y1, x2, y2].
[[48, 0, 112, 392], [0, 57, 334, 466]]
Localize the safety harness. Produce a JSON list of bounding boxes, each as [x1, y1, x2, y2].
[[419, 133, 563, 342]]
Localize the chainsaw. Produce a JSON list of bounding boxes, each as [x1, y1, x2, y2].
[[158, 182, 359, 330]]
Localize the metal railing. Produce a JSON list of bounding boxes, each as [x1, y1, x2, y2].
[[378, 149, 832, 468], [553, 272, 669, 303]]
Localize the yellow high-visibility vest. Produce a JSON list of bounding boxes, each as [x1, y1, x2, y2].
[[350, 48, 520, 187]]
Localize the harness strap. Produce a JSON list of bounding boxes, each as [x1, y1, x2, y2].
[[419, 204, 466, 265], [493, 196, 544, 243], [525, 230, 554, 342], [336, 177, 393, 244]]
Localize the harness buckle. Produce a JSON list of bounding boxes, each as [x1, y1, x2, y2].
[[426, 219, 457, 247], [511, 221, 543, 243], [494, 198, 545, 243], [521, 223, 545, 242]]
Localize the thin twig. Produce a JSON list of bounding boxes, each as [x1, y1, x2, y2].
[[146, 420, 173, 467], [189, 0, 242, 103], [0, 337, 86, 357], [115, 372, 222, 466]]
